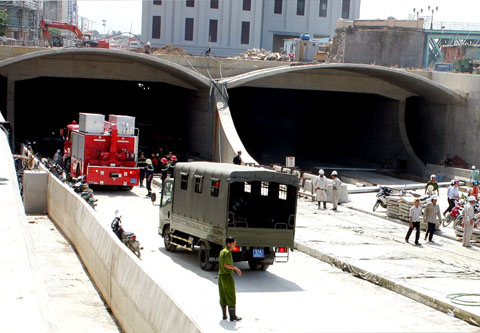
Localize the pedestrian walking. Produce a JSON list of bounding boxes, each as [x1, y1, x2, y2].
[[233, 151, 242, 165], [423, 195, 442, 243], [470, 180, 479, 199], [425, 174, 440, 196], [313, 169, 328, 209], [462, 196, 476, 248], [331, 171, 341, 211], [218, 236, 242, 322], [137, 152, 147, 187], [145, 159, 154, 197], [443, 180, 459, 216], [406, 198, 422, 245]]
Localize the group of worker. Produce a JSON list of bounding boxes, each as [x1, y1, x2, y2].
[[313, 169, 342, 211], [406, 174, 475, 247], [137, 151, 177, 197]]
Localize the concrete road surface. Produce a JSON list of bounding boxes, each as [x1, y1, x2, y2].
[[91, 182, 477, 332]]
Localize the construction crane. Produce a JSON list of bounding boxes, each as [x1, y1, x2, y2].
[[40, 19, 109, 49]]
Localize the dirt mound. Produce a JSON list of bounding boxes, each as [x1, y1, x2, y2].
[[153, 45, 190, 55]]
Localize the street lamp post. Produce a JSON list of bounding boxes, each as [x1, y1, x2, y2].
[[102, 19, 106, 37], [428, 5, 439, 30], [412, 8, 423, 20]]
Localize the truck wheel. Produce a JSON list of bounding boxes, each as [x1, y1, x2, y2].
[[199, 242, 214, 271], [163, 226, 176, 252]]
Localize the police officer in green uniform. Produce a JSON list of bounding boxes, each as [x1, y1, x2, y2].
[[218, 236, 242, 321], [137, 152, 147, 187]]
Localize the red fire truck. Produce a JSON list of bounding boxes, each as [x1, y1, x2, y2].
[[61, 113, 140, 188]]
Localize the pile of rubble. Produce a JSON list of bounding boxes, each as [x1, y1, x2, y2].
[[234, 48, 290, 61], [153, 45, 190, 56]]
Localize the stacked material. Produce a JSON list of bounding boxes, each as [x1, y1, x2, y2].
[[386, 196, 425, 222], [234, 48, 290, 61]]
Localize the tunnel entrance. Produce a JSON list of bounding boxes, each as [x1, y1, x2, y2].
[[228, 87, 412, 172], [13, 77, 205, 161]]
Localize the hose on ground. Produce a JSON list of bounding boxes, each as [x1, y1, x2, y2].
[[447, 293, 480, 306]]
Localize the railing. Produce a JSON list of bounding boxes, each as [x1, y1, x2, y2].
[[425, 21, 480, 32]]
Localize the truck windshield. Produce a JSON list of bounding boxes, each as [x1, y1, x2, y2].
[[228, 181, 296, 229]]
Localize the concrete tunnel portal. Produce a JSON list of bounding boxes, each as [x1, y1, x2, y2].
[[0, 50, 463, 175], [222, 65, 463, 175], [0, 49, 212, 161]]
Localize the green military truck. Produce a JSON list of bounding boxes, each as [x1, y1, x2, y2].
[[158, 162, 298, 271]]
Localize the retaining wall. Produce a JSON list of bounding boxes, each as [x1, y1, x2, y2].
[[46, 175, 201, 333]]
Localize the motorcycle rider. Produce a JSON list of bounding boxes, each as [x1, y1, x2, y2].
[[425, 174, 440, 196], [470, 180, 479, 200], [444, 180, 460, 216], [313, 169, 328, 209], [111, 210, 123, 240]]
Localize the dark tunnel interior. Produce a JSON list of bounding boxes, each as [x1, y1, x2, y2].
[[228, 87, 413, 173], [12, 77, 195, 159]]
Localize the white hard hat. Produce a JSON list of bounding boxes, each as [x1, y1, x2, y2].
[[115, 210, 122, 218], [472, 165, 476, 170], [319, 169, 324, 175], [332, 170, 338, 176], [468, 196, 476, 202], [430, 174, 436, 180], [431, 195, 438, 200], [146, 41, 151, 47], [146, 159, 152, 165]]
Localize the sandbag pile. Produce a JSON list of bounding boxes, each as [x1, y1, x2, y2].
[[234, 48, 290, 61]]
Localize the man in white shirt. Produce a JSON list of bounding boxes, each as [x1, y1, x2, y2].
[[406, 198, 422, 245], [462, 196, 476, 248], [313, 169, 328, 209], [331, 170, 342, 211], [443, 180, 459, 216]]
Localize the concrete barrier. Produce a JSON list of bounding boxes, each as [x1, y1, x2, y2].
[[46, 175, 201, 333]]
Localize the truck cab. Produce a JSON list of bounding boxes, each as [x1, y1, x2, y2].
[[159, 162, 298, 271]]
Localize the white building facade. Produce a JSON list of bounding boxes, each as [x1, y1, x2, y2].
[[142, 0, 361, 57]]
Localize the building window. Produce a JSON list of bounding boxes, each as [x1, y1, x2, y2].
[[241, 21, 250, 44], [242, 0, 251, 11], [274, 0, 282, 14], [342, 0, 350, 19], [185, 18, 194, 41], [152, 16, 161, 39], [244, 182, 251, 193], [153, 0, 162, 5], [186, 0, 194, 7], [261, 182, 269, 196], [209, 19, 218, 43], [180, 173, 188, 190], [210, 0, 218, 9], [211, 179, 220, 197], [194, 175, 203, 193], [319, 0, 327, 17], [279, 184, 287, 200], [296, 0, 305, 16]]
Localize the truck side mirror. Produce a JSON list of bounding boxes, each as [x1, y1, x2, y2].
[[59, 129, 64, 137]]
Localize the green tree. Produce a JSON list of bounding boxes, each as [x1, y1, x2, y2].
[[0, 9, 7, 37]]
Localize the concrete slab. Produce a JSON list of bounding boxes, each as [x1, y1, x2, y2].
[[295, 196, 480, 326]]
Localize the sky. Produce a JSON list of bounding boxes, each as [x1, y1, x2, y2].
[[77, 0, 480, 36]]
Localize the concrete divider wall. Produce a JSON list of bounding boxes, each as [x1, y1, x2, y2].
[[46, 175, 201, 333]]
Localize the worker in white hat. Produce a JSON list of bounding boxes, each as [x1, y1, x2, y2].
[[425, 174, 439, 196], [331, 170, 342, 211], [462, 196, 477, 248], [423, 195, 442, 243], [313, 169, 328, 209]]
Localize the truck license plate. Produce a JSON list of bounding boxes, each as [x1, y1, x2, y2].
[[253, 249, 264, 258]]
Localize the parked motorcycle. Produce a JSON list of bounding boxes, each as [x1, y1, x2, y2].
[[373, 186, 393, 211], [443, 199, 464, 227], [81, 189, 97, 209], [111, 211, 142, 258]]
